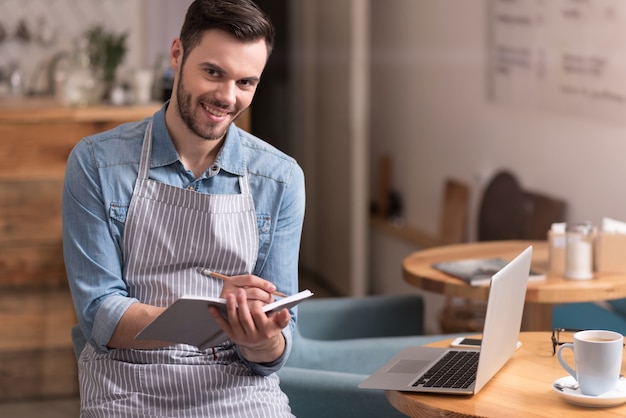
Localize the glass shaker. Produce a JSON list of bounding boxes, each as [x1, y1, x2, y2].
[[564, 222, 594, 280], [62, 38, 103, 106]]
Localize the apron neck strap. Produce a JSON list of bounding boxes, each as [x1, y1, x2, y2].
[[138, 120, 154, 181]]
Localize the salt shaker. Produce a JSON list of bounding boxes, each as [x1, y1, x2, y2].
[[564, 222, 594, 280]]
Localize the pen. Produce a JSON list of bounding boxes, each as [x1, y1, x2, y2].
[[201, 269, 288, 298]]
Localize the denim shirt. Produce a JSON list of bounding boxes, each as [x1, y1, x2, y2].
[[62, 103, 305, 375]]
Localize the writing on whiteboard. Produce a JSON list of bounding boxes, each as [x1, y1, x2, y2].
[[488, 0, 626, 122]]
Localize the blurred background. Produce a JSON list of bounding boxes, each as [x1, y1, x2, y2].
[[0, 0, 192, 106], [3, 0, 626, 414]]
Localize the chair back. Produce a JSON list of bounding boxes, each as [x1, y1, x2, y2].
[[477, 170, 567, 241], [438, 179, 470, 245], [478, 171, 526, 241], [521, 191, 567, 239]]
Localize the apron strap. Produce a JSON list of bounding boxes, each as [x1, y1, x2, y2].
[[238, 175, 250, 195], [137, 120, 154, 181]]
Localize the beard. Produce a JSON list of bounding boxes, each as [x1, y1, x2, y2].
[[175, 75, 234, 141]]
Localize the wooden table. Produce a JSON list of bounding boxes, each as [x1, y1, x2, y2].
[[386, 332, 626, 417], [403, 240, 626, 330]]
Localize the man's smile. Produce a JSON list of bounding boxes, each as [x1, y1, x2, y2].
[[201, 101, 233, 121]]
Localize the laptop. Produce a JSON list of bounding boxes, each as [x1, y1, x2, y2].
[[359, 245, 532, 395]]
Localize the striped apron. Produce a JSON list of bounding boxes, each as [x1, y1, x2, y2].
[[78, 120, 293, 418]]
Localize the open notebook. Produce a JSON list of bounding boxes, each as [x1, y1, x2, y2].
[[136, 289, 313, 349]]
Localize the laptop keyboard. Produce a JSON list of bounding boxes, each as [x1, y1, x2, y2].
[[412, 350, 479, 389]]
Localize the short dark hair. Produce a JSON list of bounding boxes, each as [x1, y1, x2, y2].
[[180, 0, 275, 59]]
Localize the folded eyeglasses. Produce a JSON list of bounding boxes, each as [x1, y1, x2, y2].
[[550, 328, 582, 356]]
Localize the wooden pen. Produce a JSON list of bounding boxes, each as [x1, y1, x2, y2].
[[201, 269, 288, 298]]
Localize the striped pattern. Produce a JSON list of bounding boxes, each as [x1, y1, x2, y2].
[[123, 177, 258, 307], [78, 121, 293, 417], [79, 346, 291, 417]]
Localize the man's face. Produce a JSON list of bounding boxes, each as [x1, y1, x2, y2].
[[171, 30, 268, 141]]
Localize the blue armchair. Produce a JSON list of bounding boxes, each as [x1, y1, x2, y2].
[[278, 294, 464, 418]]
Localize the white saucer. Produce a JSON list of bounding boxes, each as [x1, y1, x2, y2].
[[552, 376, 626, 408]]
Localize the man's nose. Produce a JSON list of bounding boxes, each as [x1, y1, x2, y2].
[[215, 81, 237, 105]]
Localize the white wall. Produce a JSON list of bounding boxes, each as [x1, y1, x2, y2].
[[371, 0, 626, 236], [143, 0, 194, 70], [0, 0, 144, 95], [291, 0, 370, 297], [368, 0, 626, 333]]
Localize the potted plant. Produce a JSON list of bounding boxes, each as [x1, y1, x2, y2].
[[85, 25, 128, 99]]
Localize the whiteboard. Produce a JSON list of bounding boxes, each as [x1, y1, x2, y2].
[[488, 0, 626, 123]]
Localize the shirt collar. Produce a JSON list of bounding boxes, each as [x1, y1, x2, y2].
[[150, 102, 246, 176], [215, 123, 246, 176], [150, 103, 180, 168]]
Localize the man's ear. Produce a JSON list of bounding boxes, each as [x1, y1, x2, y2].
[[170, 39, 183, 70]]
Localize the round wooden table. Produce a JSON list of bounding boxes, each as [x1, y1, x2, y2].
[[403, 240, 626, 330], [386, 332, 626, 417]]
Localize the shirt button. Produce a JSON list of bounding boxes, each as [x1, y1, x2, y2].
[[188, 186, 194, 190]]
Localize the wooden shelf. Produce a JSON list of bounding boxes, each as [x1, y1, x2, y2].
[[0, 97, 161, 123]]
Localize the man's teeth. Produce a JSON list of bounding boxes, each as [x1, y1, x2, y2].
[[202, 103, 227, 117]]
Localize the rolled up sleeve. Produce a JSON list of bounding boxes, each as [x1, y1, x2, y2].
[[63, 138, 135, 353]]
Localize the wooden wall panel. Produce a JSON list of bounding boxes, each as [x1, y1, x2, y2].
[[0, 288, 77, 400]]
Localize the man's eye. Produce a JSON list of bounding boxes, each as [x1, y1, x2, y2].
[[206, 68, 220, 78], [239, 80, 257, 89]]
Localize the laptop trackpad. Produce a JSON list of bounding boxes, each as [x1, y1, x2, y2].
[[388, 359, 431, 374]]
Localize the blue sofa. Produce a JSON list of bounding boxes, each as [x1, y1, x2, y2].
[[553, 300, 626, 333], [278, 294, 464, 418]]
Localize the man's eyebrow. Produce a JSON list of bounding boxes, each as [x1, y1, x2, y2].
[[199, 62, 225, 73]]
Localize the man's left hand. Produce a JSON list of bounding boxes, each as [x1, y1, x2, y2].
[[209, 288, 290, 363]]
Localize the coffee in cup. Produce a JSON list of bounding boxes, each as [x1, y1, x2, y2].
[[557, 330, 623, 396]]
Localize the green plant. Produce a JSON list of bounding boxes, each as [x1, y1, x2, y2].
[[85, 25, 128, 86]]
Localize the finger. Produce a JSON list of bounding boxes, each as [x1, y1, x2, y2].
[[234, 288, 257, 336], [221, 285, 273, 304], [248, 303, 288, 337], [248, 300, 271, 328], [268, 308, 291, 329], [229, 274, 278, 299], [243, 287, 274, 304], [219, 282, 272, 306], [225, 292, 245, 335]]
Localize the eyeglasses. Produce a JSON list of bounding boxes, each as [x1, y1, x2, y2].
[[551, 328, 582, 355]]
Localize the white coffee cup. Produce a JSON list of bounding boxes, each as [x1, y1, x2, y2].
[[557, 330, 623, 396], [133, 68, 155, 104]]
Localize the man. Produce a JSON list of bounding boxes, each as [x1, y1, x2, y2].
[[63, 1, 304, 416]]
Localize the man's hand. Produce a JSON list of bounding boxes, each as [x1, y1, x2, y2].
[[209, 288, 290, 363]]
